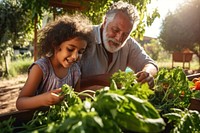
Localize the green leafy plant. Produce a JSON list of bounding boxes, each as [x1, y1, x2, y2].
[[111, 70, 154, 100], [7, 68, 200, 132], [163, 108, 200, 133], [1, 71, 165, 133], [0, 117, 15, 133], [149, 67, 193, 114]]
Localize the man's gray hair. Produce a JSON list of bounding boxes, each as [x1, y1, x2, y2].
[[106, 1, 140, 29]]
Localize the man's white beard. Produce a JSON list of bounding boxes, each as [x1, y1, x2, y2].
[[102, 24, 126, 53]]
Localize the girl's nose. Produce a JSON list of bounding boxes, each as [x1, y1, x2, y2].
[[71, 51, 79, 62]]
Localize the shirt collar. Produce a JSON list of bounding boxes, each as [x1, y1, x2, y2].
[[94, 24, 102, 45]]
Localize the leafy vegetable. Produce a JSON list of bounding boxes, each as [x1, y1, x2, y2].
[[93, 86, 166, 133], [192, 91, 200, 99], [7, 69, 200, 132], [111, 70, 154, 100], [0, 117, 15, 133], [111, 70, 137, 88], [163, 108, 200, 133], [149, 67, 193, 114], [3, 71, 164, 133]]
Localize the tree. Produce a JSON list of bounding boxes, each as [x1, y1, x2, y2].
[[159, 0, 200, 58], [22, 0, 159, 39], [0, 0, 34, 76], [21, 0, 160, 60], [0, 0, 159, 76], [82, 0, 160, 39], [143, 39, 163, 60]]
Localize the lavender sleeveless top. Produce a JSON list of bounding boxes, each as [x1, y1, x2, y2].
[[28, 57, 81, 94]]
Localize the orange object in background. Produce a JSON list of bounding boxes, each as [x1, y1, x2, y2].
[[195, 81, 200, 90], [191, 77, 200, 90]]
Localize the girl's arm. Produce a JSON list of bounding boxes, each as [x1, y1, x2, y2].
[[16, 64, 63, 111]]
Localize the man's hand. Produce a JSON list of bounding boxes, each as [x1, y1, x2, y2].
[[136, 71, 154, 89]]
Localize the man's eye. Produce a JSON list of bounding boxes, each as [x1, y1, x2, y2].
[[112, 28, 119, 33]]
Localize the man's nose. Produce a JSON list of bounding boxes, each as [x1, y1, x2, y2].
[[115, 32, 123, 42]]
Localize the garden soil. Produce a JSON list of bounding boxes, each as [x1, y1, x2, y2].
[[0, 74, 27, 114]]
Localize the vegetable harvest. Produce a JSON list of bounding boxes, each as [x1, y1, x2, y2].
[[1, 68, 200, 133], [22, 70, 166, 133]]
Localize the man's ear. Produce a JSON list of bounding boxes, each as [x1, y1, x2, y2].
[[102, 17, 107, 28]]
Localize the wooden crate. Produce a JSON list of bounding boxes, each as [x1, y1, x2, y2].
[[172, 52, 193, 69], [188, 98, 200, 111], [187, 73, 200, 112]]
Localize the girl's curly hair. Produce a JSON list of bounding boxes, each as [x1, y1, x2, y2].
[[37, 13, 93, 57]]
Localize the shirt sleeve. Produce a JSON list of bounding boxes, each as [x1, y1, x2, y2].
[[126, 38, 158, 73], [28, 58, 49, 79]]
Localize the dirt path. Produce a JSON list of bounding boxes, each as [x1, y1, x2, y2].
[[0, 74, 27, 114]]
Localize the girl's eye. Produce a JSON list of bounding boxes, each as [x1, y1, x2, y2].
[[78, 50, 85, 55], [67, 48, 74, 52]]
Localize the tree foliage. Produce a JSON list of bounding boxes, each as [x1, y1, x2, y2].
[[0, 0, 34, 46], [20, 0, 160, 38], [143, 39, 163, 60], [0, 0, 160, 46], [0, 0, 160, 48], [159, 0, 200, 57], [0, 0, 34, 76], [82, 0, 160, 39], [0, 0, 160, 76]]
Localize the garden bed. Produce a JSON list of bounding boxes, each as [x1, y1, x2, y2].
[[1, 71, 200, 132]]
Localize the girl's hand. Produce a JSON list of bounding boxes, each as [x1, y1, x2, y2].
[[136, 71, 154, 89], [42, 88, 64, 106]]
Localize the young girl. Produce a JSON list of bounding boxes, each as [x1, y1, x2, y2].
[[16, 14, 93, 111]]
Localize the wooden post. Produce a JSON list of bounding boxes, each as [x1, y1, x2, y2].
[[183, 54, 185, 69], [172, 53, 174, 68]]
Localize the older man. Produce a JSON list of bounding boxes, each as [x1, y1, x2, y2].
[[80, 1, 158, 90]]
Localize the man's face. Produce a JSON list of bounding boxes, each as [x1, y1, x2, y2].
[[102, 12, 133, 53]]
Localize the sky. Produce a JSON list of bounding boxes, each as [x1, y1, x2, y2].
[[144, 0, 187, 38]]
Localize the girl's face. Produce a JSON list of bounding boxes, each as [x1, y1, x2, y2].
[[55, 37, 87, 68]]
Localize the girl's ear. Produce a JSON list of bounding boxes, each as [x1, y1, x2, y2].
[[54, 45, 61, 53]]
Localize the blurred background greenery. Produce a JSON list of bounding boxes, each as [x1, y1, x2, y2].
[[0, 0, 200, 79]]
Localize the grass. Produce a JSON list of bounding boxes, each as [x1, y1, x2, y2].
[[8, 57, 33, 77], [157, 57, 200, 71], [126, 56, 200, 73], [4, 55, 200, 78]]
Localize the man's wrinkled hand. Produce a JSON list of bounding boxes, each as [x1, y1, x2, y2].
[[136, 71, 154, 89]]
